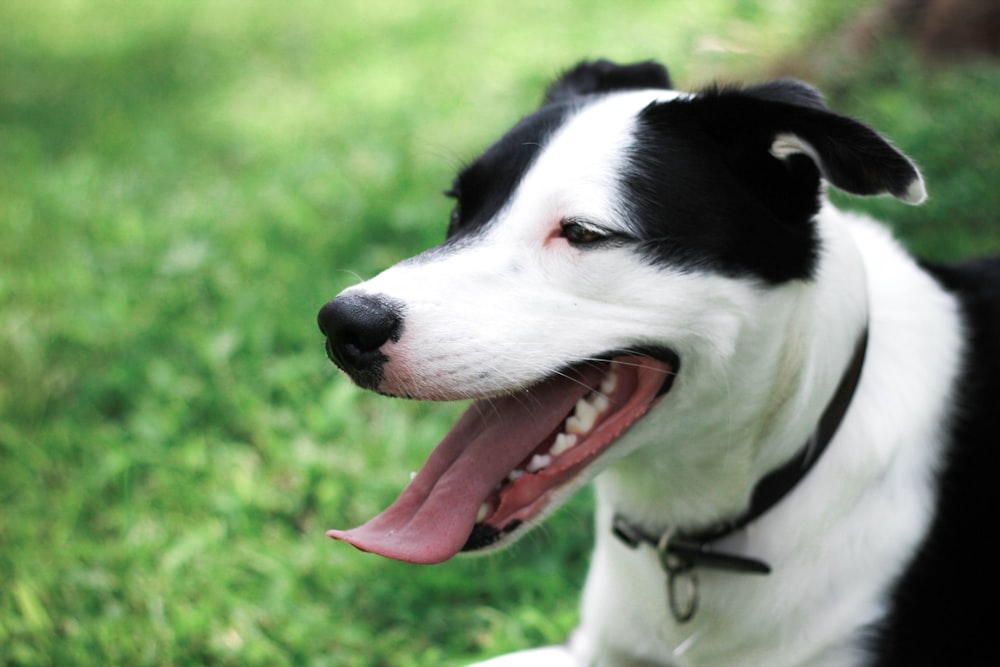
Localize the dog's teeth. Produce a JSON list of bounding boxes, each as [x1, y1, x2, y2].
[[507, 469, 524, 482], [476, 502, 489, 523], [600, 370, 618, 395], [565, 415, 589, 435], [590, 393, 610, 413], [577, 397, 599, 422], [526, 454, 551, 473], [409, 471, 417, 482], [551, 433, 578, 456], [567, 398, 598, 435]]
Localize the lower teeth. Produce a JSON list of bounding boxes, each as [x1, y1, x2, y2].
[[526, 454, 551, 473], [551, 433, 577, 456]]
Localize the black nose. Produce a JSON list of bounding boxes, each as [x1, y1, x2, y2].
[[317, 294, 403, 389]]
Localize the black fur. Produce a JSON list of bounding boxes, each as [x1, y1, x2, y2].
[[542, 59, 671, 105], [621, 79, 925, 284], [446, 102, 574, 241], [623, 95, 823, 283], [686, 84, 922, 202], [865, 257, 1000, 666]]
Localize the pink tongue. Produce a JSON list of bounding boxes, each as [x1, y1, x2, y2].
[[326, 365, 605, 564]]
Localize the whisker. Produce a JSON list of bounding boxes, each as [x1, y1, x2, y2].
[[333, 268, 367, 286]]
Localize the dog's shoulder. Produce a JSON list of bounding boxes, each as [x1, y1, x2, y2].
[[867, 255, 1000, 666], [925, 255, 1000, 411]]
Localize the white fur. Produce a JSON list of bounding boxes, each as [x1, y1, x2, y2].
[[339, 91, 963, 666]]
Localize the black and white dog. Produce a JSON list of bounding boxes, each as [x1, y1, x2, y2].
[[318, 60, 999, 666]]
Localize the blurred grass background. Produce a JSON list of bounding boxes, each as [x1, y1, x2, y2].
[[1, 1, 998, 665]]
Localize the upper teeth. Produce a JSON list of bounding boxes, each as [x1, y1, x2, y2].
[[600, 371, 618, 395], [566, 398, 598, 434]]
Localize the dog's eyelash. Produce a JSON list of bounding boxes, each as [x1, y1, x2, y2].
[[560, 219, 606, 244], [560, 218, 632, 247]]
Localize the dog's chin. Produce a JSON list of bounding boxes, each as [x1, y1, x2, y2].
[[327, 350, 678, 564]]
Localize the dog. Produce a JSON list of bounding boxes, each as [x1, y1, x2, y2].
[[317, 60, 999, 666]]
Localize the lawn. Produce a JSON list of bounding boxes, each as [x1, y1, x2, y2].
[[2, 2, 998, 666]]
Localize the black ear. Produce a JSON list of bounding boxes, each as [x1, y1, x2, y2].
[[741, 79, 828, 112], [543, 59, 672, 105], [686, 82, 927, 205]]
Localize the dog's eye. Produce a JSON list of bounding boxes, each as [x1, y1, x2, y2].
[[560, 219, 607, 246]]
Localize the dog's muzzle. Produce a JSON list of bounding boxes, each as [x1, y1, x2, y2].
[[317, 293, 403, 390]]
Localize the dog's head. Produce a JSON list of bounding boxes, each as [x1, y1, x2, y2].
[[318, 60, 924, 564]]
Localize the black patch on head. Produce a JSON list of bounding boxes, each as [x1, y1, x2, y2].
[[621, 80, 923, 284], [624, 99, 822, 283], [446, 101, 575, 241]]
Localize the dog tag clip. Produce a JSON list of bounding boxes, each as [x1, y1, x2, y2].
[[656, 532, 698, 623], [613, 514, 772, 624], [659, 540, 699, 623]]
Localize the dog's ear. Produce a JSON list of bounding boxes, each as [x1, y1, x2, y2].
[[543, 59, 672, 105], [676, 81, 927, 205], [740, 79, 828, 113]]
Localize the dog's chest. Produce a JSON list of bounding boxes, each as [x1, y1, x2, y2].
[[579, 533, 869, 666]]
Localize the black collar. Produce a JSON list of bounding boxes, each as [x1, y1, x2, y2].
[[611, 328, 869, 621]]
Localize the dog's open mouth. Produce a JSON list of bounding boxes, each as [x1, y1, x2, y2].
[[327, 354, 676, 564]]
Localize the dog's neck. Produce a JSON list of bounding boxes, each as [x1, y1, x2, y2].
[[609, 322, 868, 620], [594, 203, 871, 537]]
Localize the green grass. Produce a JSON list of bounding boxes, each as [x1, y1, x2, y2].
[[1, 2, 998, 665]]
